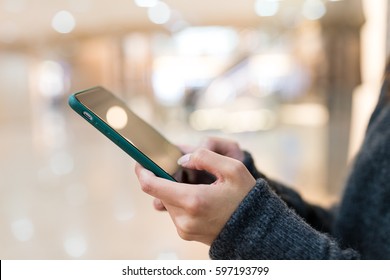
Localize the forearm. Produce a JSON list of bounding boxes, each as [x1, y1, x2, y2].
[[209, 179, 359, 260]]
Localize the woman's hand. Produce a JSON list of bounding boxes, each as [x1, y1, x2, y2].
[[154, 137, 246, 211], [135, 148, 256, 246]]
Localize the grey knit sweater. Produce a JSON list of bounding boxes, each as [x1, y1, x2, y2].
[[209, 68, 390, 260]]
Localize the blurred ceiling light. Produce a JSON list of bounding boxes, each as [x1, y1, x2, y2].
[[254, 0, 280, 17], [250, 53, 293, 78], [38, 60, 65, 98], [302, 0, 327, 20], [153, 55, 223, 89], [148, 1, 171, 24], [134, 0, 159, 8], [174, 26, 238, 55], [152, 69, 184, 106], [52, 10, 76, 34]]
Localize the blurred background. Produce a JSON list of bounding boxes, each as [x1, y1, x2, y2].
[[0, 0, 388, 259]]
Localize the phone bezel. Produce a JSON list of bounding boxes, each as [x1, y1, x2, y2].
[[68, 86, 177, 182]]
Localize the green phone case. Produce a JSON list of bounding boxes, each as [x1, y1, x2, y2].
[[68, 87, 176, 181]]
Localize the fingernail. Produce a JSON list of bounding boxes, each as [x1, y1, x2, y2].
[[177, 153, 191, 166]]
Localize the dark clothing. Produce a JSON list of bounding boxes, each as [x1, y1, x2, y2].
[[209, 66, 390, 260]]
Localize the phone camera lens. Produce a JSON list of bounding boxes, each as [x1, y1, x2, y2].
[[83, 111, 93, 121]]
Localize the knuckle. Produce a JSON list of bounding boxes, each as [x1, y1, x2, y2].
[[232, 142, 241, 151], [184, 194, 205, 216], [191, 148, 208, 168], [140, 181, 152, 194], [221, 160, 248, 178], [226, 160, 246, 176], [139, 176, 153, 194], [193, 148, 208, 159]]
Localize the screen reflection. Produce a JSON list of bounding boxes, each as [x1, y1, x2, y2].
[[75, 87, 182, 176], [106, 105, 128, 130]]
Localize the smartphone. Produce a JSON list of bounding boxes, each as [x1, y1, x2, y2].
[[68, 86, 182, 181]]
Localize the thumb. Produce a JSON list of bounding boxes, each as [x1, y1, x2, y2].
[[177, 148, 241, 180]]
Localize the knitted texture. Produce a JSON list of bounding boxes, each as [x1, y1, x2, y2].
[[209, 179, 359, 259], [334, 77, 390, 259]]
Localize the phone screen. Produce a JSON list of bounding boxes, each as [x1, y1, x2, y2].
[[74, 87, 182, 176]]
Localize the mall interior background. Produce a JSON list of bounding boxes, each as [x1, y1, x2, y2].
[[0, 0, 388, 259]]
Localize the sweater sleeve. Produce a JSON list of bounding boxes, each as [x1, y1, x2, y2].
[[242, 151, 335, 233], [209, 179, 359, 260]]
